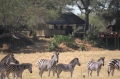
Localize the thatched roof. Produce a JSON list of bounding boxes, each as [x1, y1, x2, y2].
[[47, 12, 85, 25]]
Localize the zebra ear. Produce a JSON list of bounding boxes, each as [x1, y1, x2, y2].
[[102, 57, 105, 59], [76, 58, 79, 60], [101, 57, 105, 59]]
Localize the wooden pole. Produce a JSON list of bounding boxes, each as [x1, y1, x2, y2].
[[106, 38, 108, 48], [118, 38, 119, 49], [115, 37, 116, 49], [115, 34, 116, 49]]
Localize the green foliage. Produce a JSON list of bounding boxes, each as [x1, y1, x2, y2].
[[83, 13, 106, 48], [0, 0, 71, 36], [84, 28, 105, 48], [79, 44, 87, 51], [0, 51, 3, 54], [48, 35, 76, 51]]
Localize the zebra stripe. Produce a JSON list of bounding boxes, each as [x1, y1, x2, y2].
[[0, 54, 19, 79], [56, 58, 80, 78], [108, 59, 120, 76], [37, 53, 59, 78], [6, 63, 32, 79], [37, 59, 48, 68], [87, 57, 105, 77]]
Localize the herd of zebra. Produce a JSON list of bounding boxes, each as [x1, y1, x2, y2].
[[37, 53, 120, 78], [0, 53, 120, 79]]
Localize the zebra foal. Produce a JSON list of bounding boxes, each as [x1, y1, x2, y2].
[[37, 53, 59, 78], [56, 58, 81, 78], [6, 63, 32, 79], [87, 57, 105, 76], [108, 59, 120, 76]]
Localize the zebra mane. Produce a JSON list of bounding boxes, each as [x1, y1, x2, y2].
[[97, 57, 105, 61], [51, 52, 59, 59], [51, 55, 54, 59], [21, 63, 32, 69], [70, 58, 78, 64], [21, 63, 32, 65], [0, 53, 14, 63]]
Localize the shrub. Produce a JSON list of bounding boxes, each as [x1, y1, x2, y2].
[[84, 27, 105, 48], [79, 44, 87, 51], [48, 35, 76, 51]]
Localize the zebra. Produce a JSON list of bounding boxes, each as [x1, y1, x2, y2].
[[0, 54, 19, 79], [37, 52, 59, 78], [108, 58, 120, 76], [56, 58, 81, 78], [5, 63, 32, 79], [87, 57, 105, 77]]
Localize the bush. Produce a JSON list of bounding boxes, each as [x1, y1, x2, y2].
[[48, 35, 76, 51], [79, 44, 87, 51], [84, 27, 105, 48]]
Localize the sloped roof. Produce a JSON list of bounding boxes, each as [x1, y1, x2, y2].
[[47, 12, 85, 25]]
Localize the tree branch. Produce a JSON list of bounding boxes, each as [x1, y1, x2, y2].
[[80, 0, 86, 8], [77, 4, 85, 14], [0, 33, 19, 39]]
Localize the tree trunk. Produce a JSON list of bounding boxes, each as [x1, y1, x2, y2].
[[85, 13, 89, 31], [0, 33, 19, 39], [84, 13, 89, 37]]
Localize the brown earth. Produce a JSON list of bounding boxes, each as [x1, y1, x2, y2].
[[0, 38, 105, 53]]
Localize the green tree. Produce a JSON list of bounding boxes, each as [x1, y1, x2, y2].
[[0, 0, 72, 37]]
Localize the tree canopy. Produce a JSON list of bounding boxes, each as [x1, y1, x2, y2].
[[0, 0, 119, 35], [0, 0, 72, 34]]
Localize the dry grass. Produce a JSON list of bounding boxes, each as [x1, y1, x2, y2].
[[0, 50, 120, 79]]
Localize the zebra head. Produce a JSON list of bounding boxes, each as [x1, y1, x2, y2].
[[51, 52, 59, 64], [98, 57, 105, 66], [75, 58, 81, 66], [6, 54, 19, 64], [27, 64, 32, 73], [70, 58, 81, 66], [21, 63, 32, 73]]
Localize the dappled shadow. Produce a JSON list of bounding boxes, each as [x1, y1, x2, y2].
[[17, 39, 50, 53], [0, 37, 51, 53], [0, 37, 119, 54]]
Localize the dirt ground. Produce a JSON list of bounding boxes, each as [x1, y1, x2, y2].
[[18, 38, 105, 53], [0, 37, 106, 54]]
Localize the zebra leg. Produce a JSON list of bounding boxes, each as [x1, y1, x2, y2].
[[6, 72, 10, 79], [1, 73, 5, 79], [39, 70, 44, 78], [57, 70, 62, 78], [70, 71, 73, 78], [14, 73, 19, 79], [111, 69, 114, 76], [107, 66, 111, 77], [12, 73, 16, 79], [19, 73, 22, 79], [90, 70, 92, 76], [52, 71, 55, 76], [108, 69, 111, 76], [53, 69, 57, 76], [97, 70, 100, 76], [48, 69, 51, 77]]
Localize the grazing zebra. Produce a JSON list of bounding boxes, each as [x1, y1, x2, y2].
[[87, 57, 105, 76], [108, 59, 120, 76], [0, 54, 19, 79], [37, 53, 59, 78], [6, 63, 32, 79], [56, 58, 81, 78]]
